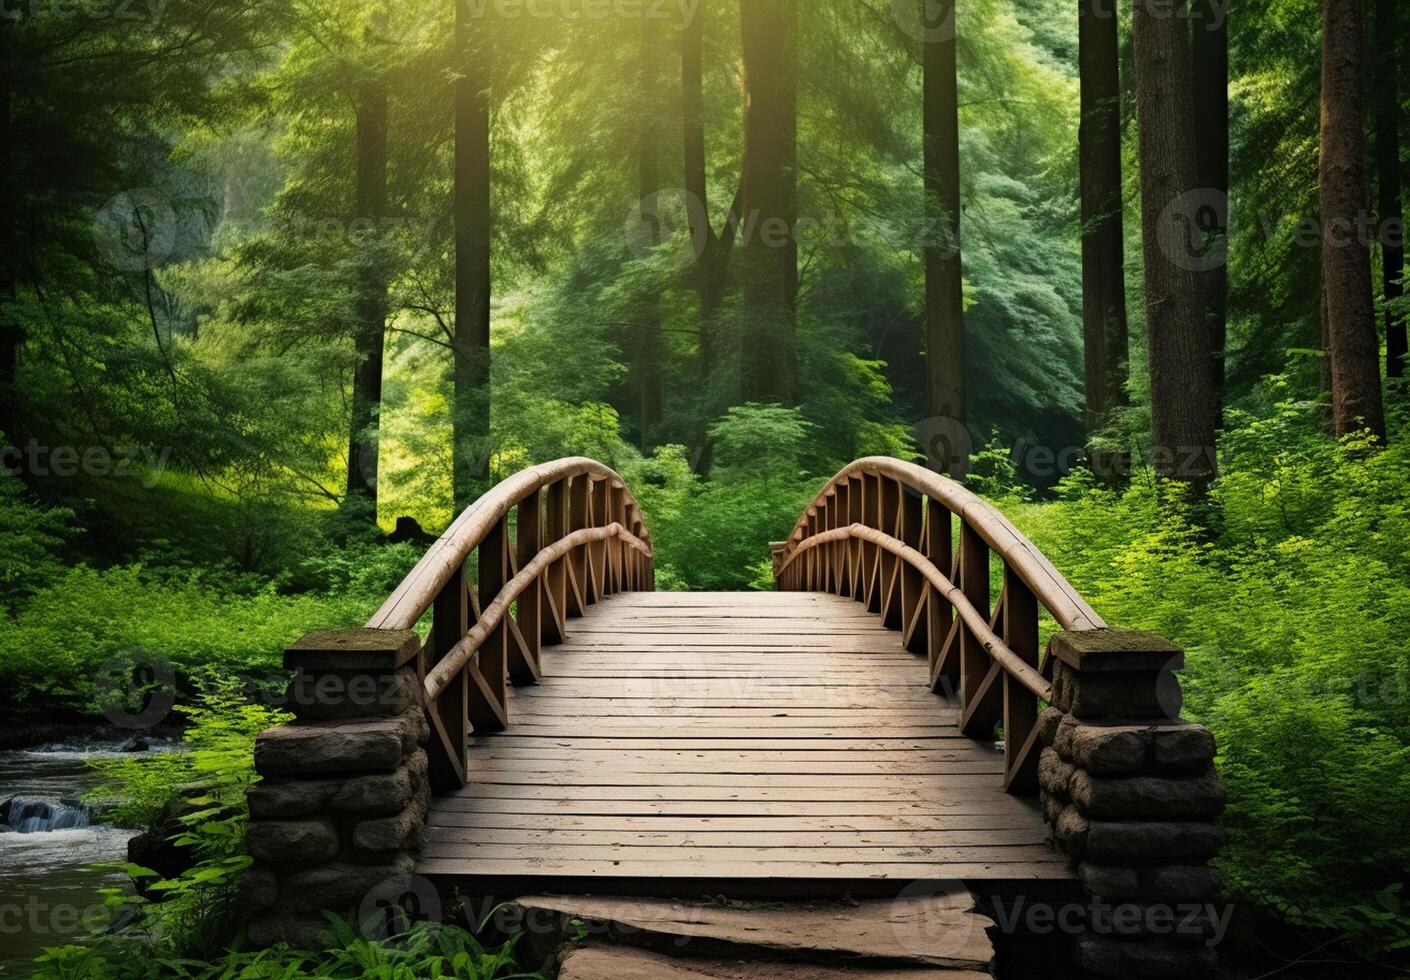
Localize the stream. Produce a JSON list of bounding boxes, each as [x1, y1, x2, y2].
[[0, 740, 175, 973]]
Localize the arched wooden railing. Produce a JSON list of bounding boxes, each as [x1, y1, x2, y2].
[[772, 457, 1106, 795], [369, 458, 654, 790]]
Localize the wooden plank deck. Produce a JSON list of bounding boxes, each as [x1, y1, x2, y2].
[[418, 591, 1073, 893]]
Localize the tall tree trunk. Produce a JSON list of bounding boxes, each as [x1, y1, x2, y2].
[[1133, 0, 1218, 486], [1191, 0, 1229, 414], [1374, 0, 1405, 381], [1321, 0, 1387, 441], [739, 0, 798, 404], [638, 17, 663, 445], [1078, 0, 1129, 477], [345, 79, 388, 521], [0, 64, 18, 449], [453, 3, 492, 510], [922, 0, 965, 473], [683, 0, 716, 377]]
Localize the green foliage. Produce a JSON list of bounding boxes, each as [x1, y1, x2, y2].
[[0, 470, 77, 610], [76, 681, 290, 960], [627, 420, 817, 591], [1013, 400, 1410, 950], [0, 556, 394, 719], [28, 919, 539, 980], [707, 404, 813, 482]]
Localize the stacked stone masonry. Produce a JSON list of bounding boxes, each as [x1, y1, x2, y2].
[[243, 629, 430, 949], [1038, 630, 1227, 979]]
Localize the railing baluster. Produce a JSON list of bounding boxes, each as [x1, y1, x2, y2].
[[478, 515, 510, 717], [879, 478, 902, 628], [427, 563, 470, 789], [511, 488, 542, 685], [543, 479, 568, 643], [834, 482, 851, 597], [588, 477, 607, 601], [959, 521, 1003, 737], [1002, 564, 1041, 794], [567, 475, 589, 616], [609, 482, 626, 594], [862, 474, 881, 612], [847, 475, 864, 599], [926, 497, 957, 691], [900, 487, 926, 651]]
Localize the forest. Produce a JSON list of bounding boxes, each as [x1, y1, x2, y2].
[[1, 0, 1408, 977]]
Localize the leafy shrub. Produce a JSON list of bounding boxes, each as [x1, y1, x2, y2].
[[0, 564, 382, 721], [628, 431, 817, 592], [28, 919, 540, 980], [0, 469, 77, 610], [83, 678, 292, 959], [1012, 397, 1410, 951]]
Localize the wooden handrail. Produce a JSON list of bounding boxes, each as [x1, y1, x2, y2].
[[774, 457, 1105, 795], [779, 457, 1104, 632], [368, 457, 651, 632], [783, 524, 1051, 699], [423, 522, 650, 701], [374, 458, 656, 791]]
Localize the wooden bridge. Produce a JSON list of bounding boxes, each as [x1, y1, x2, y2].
[[248, 457, 1225, 977]]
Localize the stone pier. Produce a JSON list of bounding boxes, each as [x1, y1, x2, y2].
[[1037, 630, 1227, 978], [243, 629, 429, 948]]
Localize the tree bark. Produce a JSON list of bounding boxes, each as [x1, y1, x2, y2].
[[738, 0, 798, 404], [1078, 0, 1128, 476], [638, 17, 663, 445], [922, 0, 965, 471], [1321, 0, 1387, 441], [0, 63, 18, 449], [1374, 0, 1405, 381], [454, 2, 492, 510], [683, 1, 715, 372], [1191, 0, 1229, 415], [345, 79, 388, 521], [1133, 0, 1218, 485]]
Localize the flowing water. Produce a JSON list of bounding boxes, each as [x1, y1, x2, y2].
[[0, 741, 173, 973]]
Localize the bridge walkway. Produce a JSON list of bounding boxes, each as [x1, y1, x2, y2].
[[417, 590, 1071, 894]]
